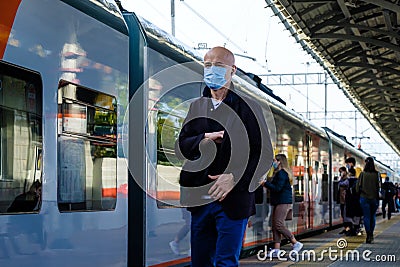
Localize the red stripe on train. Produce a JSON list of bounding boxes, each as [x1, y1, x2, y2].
[[102, 188, 117, 198], [149, 257, 190, 267]]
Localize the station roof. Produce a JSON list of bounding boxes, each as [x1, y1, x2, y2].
[[266, 0, 400, 156]]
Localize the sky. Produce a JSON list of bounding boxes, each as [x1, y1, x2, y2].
[[120, 0, 399, 171]]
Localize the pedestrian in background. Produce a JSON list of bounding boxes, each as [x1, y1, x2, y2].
[[345, 168, 363, 236], [169, 208, 191, 255], [395, 183, 400, 212], [381, 177, 396, 220], [356, 157, 379, 244], [337, 167, 351, 235], [345, 157, 356, 176], [262, 154, 303, 256]]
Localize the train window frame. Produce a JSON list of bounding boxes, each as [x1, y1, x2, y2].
[[0, 60, 43, 214], [57, 80, 117, 212]]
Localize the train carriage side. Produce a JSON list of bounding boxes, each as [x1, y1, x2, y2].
[[235, 84, 337, 254], [0, 1, 129, 266], [325, 128, 396, 218]]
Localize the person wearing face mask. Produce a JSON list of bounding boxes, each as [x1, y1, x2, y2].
[[345, 157, 356, 176], [261, 154, 303, 257], [176, 46, 273, 267]]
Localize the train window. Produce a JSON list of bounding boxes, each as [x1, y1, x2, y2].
[[0, 61, 42, 214], [57, 80, 117, 212], [272, 114, 307, 203], [145, 47, 204, 209], [154, 83, 198, 208]]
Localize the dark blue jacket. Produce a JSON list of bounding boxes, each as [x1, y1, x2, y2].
[[264, 169, 292, 206]]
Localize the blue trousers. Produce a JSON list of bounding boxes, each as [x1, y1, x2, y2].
[[359, 197, 378, 233], [190, 202, 248, 267]]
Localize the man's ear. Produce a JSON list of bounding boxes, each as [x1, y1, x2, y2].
[[231, 65, 237, 75]]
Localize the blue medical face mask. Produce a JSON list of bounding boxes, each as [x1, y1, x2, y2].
[[272, 161, 279, 169], [203, 66, 228, 90]]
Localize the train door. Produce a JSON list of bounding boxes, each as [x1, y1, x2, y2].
[[331, 143, 347, 225], [307, 132, 330, 230], [303, 133, 313, 231], [273, 115, 311, 233]]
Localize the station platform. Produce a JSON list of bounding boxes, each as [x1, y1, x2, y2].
[[240, 213, 399, 266]]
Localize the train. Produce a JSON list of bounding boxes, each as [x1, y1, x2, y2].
[[0, 1, 397, 266]]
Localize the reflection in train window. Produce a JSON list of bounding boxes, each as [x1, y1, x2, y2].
[[145, 47, 204, 209], [0, 61, 42, 214], [318, 138, 329, 202], [273, 114, 306, 203], [154, 83, 200, 208], [332, 146, 345, 176], [57, 80, 117, 212]]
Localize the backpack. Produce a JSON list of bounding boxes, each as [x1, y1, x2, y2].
[[387, 182, 396, 196]]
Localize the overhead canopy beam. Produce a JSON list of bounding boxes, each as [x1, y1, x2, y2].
[[362, 0, 400, 13], [266, 0, 400, 157]]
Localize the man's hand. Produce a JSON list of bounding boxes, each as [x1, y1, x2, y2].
[[204, 131, 224, 143], [208, 173, 234, 201]]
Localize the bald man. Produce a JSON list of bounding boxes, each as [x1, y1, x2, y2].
[[177, 46, 273, 266]]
